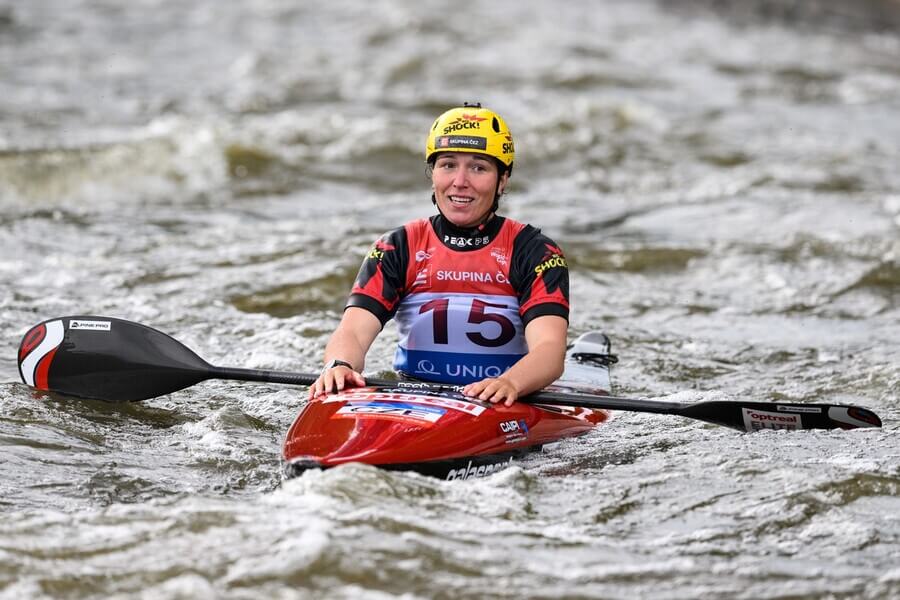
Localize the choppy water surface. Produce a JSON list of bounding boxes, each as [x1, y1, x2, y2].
[[2, 1, 899, 598]]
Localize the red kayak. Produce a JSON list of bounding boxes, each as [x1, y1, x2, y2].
[[282, 332, 616, 480]]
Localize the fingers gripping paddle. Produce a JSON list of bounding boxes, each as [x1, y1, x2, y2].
[[18, 316, 883, 432]]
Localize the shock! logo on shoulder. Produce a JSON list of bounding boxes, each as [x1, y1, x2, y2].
[[534, 243, 568, 275], [367, 239, 395, 261]]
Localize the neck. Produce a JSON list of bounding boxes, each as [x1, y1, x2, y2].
[[443, 211, 494, 233], [431, 213, 504, 251]]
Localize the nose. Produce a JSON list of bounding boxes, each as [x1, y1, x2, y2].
[[451, 168, 469, 188]]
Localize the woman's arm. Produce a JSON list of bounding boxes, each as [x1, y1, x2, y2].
[[462, 314, 567, 406], [308, 307, 383, 399]]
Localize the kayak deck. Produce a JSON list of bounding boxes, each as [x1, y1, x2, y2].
[[282, 331, 616, 480]]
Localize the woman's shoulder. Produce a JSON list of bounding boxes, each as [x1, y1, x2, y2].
[[370, 219, 425, 243], [399, 217, 434, 245], [502, 218, 561, 249]]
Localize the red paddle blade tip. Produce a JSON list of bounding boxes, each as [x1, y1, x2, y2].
[[18, 320, 65, 390]]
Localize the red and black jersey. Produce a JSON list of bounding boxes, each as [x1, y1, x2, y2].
[[346, 214, 569, 384], [349, 215, 569, 325]]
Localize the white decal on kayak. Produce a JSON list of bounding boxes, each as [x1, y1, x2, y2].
[[20, 320, 65, 386], [500, 418, 529, 444], [407, 395, 486, 416], [394, 380, 465, 393], [499, 420, 521, 433], [333, 401, 446, 424], [446, 456, 514, 481], [329, 392, 486, 416], [742, 408, 801, 432], [68, 319, 111, 331]]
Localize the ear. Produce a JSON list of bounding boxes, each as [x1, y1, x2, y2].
[[497, 171, 510, 195]]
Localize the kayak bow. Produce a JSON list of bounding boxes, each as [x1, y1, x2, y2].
[[281, 332, 616, 479]]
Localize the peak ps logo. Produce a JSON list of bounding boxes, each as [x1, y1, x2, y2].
[[69, 319, 112, 331]]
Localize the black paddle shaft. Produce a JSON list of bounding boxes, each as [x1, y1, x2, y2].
[[17, 315, 883, 432], [292, 376, 882, 432]]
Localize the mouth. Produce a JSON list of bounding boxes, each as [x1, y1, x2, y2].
[[448, 195, 475, 206]]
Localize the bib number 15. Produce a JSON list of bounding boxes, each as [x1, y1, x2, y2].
[[419, 298, 516, 348]]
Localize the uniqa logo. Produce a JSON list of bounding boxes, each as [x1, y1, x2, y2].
[[445, 364, 508, 379], [416, 360, 440, 375]]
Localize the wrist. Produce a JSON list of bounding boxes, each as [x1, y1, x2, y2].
[[322, 358, 354, 373], [498, 373, 522, 394]]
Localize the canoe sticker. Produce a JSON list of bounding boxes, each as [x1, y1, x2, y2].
[[741, 408, 801, 432], [325, 390, 486, 416], [499, 419, 529, 444], [333, 401, 447, 425]]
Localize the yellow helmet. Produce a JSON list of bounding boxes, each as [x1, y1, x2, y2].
[[425, 102, 515, 170]]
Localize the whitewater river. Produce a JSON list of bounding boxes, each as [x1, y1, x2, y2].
[[2, 1, 898, 598]]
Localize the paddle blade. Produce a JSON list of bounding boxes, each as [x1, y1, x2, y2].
[[679, 400, 883, 432], [18, 316, 213, 401]]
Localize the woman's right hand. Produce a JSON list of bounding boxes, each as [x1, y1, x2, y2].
[[308, 365, 366, 400]]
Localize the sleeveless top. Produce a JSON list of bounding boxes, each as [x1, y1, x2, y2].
[[347, 214, 569, 384]]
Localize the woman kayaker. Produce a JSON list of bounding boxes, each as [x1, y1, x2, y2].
[[309, 102, 569, 406]]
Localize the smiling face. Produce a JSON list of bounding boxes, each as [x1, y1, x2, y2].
[[431, 152, 508, 228]]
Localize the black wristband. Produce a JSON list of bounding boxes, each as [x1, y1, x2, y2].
[[322, 359, 354, 373]]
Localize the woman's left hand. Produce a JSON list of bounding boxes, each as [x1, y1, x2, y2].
[[463, 376, 520, 407]]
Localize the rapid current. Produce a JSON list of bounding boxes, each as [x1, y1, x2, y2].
[[1, 1, 898, 598]]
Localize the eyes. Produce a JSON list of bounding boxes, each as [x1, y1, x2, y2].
[[435, 159, 494, 175]]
